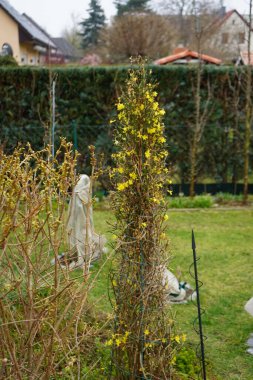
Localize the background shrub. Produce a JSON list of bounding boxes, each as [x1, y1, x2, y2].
[[0, 55, 18, 66], [0, 65, 252, 185]]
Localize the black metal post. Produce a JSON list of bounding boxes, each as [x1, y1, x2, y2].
[[192, 229, 207, 380], [140, 243, 145, 380]]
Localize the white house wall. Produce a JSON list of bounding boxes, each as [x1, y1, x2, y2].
[[209, 12, 253, 60]]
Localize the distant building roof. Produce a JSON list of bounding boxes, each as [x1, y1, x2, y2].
[[22, 13, 55, 48], [52, 38, 80, 59], [209, 9, 253, 32], [0, 0, 55, 47], [154, 49, 222, 65]]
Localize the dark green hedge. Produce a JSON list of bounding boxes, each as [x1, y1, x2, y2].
[[0, 65, 252, 184]]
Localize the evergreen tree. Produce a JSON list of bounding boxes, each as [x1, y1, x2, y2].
[[79, 0, 106, 49], [114, 0, 150, 16]]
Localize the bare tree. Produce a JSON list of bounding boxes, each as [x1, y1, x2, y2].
[[61, 13, 82, 51], [158, 0, 220, 48], [102, 12, 176, 62], [189, 0, 213, 197]]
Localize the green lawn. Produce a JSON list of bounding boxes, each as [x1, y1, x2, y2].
[[92, 208, 253, 380]]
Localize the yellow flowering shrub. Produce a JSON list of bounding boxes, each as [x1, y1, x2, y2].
[[0, 140, 107, 378], [109, 62, 175, 379]]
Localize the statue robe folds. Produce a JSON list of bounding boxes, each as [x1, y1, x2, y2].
[[245, 297, 253, 317], [67, 174, 106, 266], [245, 297, 253, 355]]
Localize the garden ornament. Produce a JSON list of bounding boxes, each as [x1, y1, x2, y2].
[[53, 174, 107, 269], [163, 268, 196, 304], [245, 297, 253, 355]]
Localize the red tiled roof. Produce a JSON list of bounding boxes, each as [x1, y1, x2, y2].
[[154, 49, 222, 65]]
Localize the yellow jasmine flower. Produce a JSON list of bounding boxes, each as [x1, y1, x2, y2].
[[144, 329, 150, 335], [116, 338, 121, 347], [145, 150, 150, 159], [117, 182, 128, 191], [171, 356, 176, 365], [117, 103, 125, 110], [164, 214, 169, 221], [147, 127, 156, 134], [130, 172, 137, 180]]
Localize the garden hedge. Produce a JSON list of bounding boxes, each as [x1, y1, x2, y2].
[[0, 65, 252, 186]]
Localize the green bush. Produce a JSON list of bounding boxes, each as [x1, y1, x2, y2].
[[175, 346, 201, 378], [0, 55, 18, 66], [214, 192, 244, 204], [168, 195, 214, 208], [80, 338, 115, 379]]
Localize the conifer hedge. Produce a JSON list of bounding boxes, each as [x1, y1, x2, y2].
[[0, 65, 252, 185]]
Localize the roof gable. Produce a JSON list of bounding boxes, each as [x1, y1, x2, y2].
[[52, 38, 80, 58], [210, 9, 252, 31], [154, 49, 221, 65], [0, 0, 55, 47]]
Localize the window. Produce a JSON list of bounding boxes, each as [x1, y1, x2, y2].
[[1, 43, 13, 56], [222, 33, 229, 44], [238, 33, 245, 44], [21, 54, 28, 64]]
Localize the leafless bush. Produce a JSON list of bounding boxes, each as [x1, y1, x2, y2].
[[0, 140, 108, 379]]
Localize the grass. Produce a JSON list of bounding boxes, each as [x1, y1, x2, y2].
[[94, 193, 253, 211], [168, 194, 214, 208], [92, 208, 253, 380]]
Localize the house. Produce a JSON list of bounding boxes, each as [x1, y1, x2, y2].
[[51, 38, 81, 64], [0, 0, 79, 65], [154, 47, 221, 65], [0, 0, 56, 64], [235, 51, 253, 65], [206, 9, 253, 62]]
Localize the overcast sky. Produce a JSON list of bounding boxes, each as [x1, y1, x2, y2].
[[7, 0, 250, 37]]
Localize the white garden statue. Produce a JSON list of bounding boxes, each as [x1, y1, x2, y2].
[[54, 174, 107, 269], [245, 297, 253, 355]]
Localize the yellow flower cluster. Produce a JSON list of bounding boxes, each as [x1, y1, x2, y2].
[[109, 65, 174, 374], [105, 331, 131, 348], [171, 334, 187, 344]]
